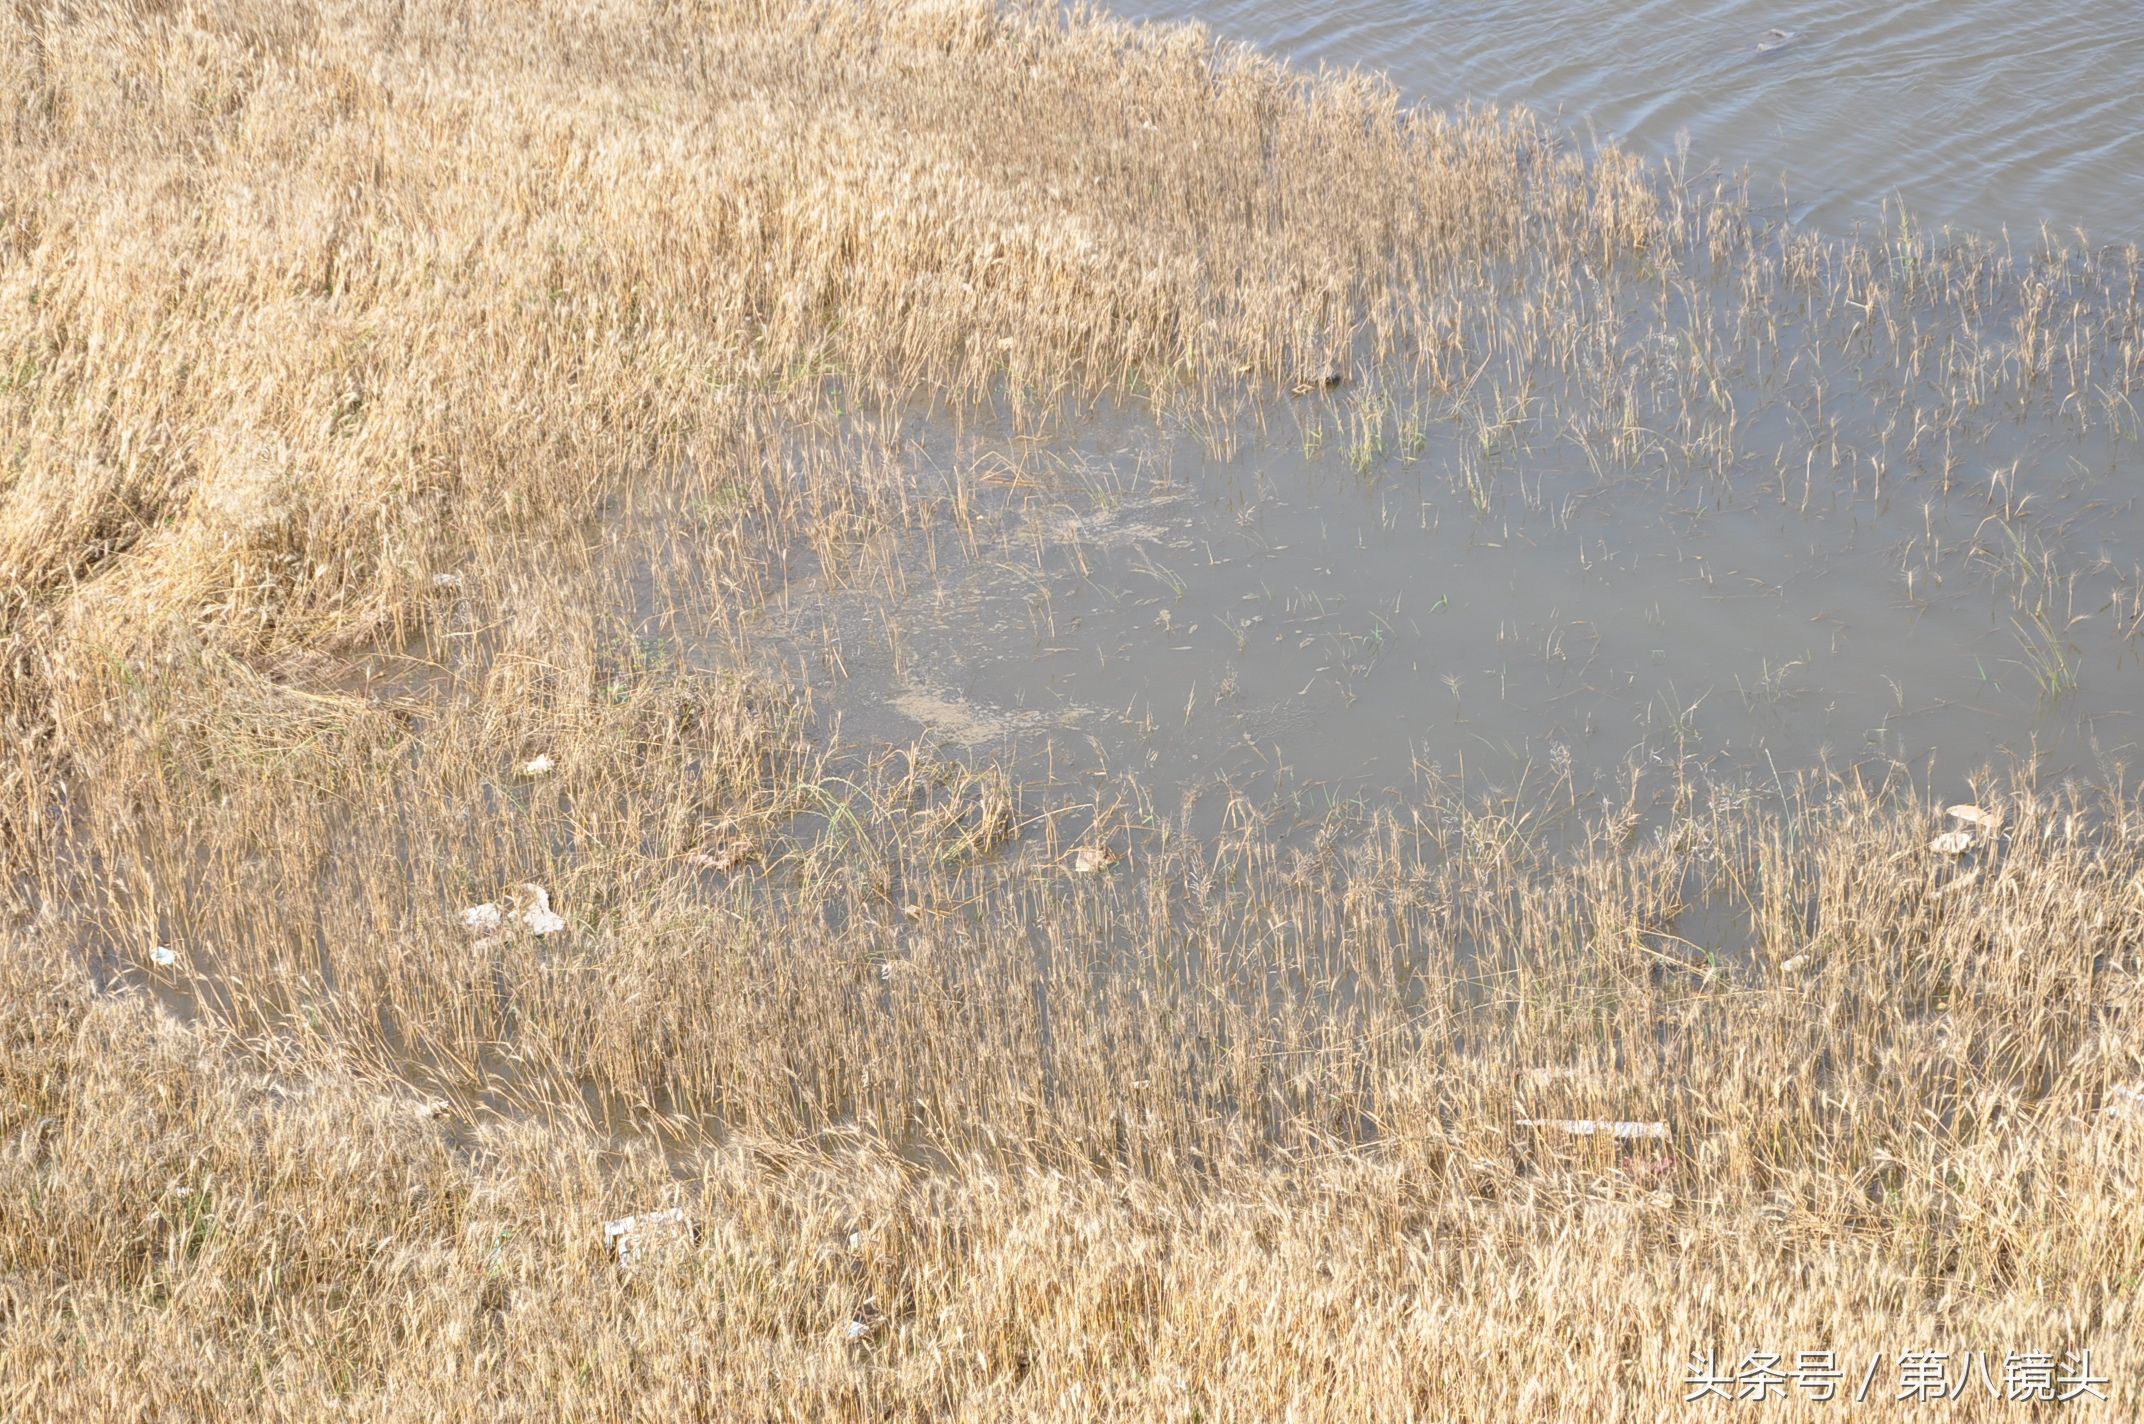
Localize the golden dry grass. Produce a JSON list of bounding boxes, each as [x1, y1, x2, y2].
[[4, 0, 2143, 1419]]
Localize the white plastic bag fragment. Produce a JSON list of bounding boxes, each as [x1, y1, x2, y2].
[[2103, 1084, 2144, 1120], [1928, 830, 1974, 856], [460, 902, 506, 936], [149, 945, 179, 968], [516, 884, 566, 936], [1072, 844, 1119, 874], [460, 884, 565, 940], [519, 753, 556, 779], [603, 1207, 693, 1267], [1515, 1118, 1670, 1140]]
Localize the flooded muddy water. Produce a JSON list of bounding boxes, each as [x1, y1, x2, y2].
[[694, 395, 2141, 833], [665, 6, 2144, 838], [1116, 0, 2144, 240]]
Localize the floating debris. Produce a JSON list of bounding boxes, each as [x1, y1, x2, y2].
[[1072, 844, 1120, 874], [1754, 27, 1802, 53], [149, 945, 179, 968], [516, 883, 566, 936], [1928, 867, 1981, 900], [461, 883, 565, 940], [603, 1207, 694, 1267], [843, 1300, 886, 1342], [1522, 1064, 1601, 1089], [685, 841, 756, 872], [1516, 1118, 1669, 1140], [1947, 804, 2002, 830], [519, 753, 556, 779], [1928, 830, 1975, 856], [1777, 953, 1811, 975], [460, 902, 506, 936], [685, 820, 759, 872], [430, 571, 465, 589], [2103, 1084, 2144, 1120], [1290, 363, 1346, 395]]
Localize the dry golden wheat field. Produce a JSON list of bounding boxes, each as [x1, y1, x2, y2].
[[3, 1, 2143, 1419]]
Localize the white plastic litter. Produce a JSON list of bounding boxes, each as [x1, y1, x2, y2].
[[1516, 1118, 1669, 1140], [150, 945, 179, 968], [1073, 845, 1118, 874], [461, 902, 506, 935], [461, 884, 564, 939], [516, 883, 565, 935], [2103, 1085, 2144, 1120], [603, 1207, 692, 1267]]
